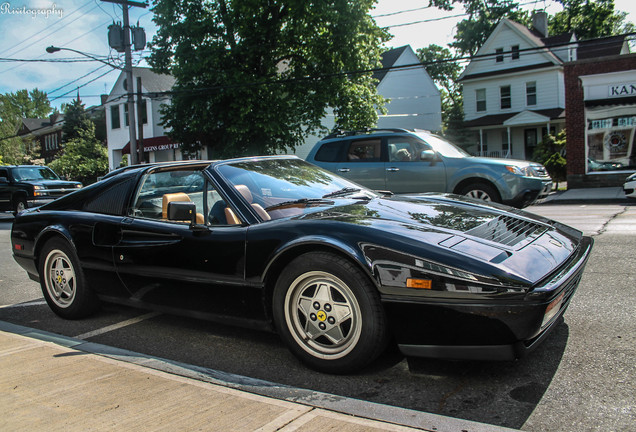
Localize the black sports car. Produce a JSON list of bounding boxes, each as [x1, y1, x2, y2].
[[11, 156, 593, 373]]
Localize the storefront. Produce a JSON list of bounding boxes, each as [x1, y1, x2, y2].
[[564, 54, 636, 188]]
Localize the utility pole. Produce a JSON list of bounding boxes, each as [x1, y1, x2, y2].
[[102, 0, 147, 165]]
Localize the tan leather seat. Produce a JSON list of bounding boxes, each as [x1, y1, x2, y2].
[[162, 192, 204, 224], [234, 185, 271, 221]]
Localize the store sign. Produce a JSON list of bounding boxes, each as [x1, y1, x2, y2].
[[608, 83, 636, 98]]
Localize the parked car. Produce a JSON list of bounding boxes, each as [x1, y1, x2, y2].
[[623, 172, 636, 199], [11, 156, 592, 373], [0, 165, 82, 214], [306, 129, 553, 208]]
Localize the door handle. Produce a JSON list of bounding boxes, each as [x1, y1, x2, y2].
[[337, 168, 350, 173], [386, 167, 400, 172]]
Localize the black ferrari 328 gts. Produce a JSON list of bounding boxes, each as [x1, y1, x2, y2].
[[11, 156, 593, 373]]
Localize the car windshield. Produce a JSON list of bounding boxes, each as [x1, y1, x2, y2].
[[415, 132, 469, 158], [216, 158, 375, 219], [12, 167, 60, 181]]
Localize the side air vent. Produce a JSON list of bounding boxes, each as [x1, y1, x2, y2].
[[465, 215, 548, 249]]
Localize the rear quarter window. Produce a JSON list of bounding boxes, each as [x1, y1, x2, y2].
[[314, 141, 345, 162]]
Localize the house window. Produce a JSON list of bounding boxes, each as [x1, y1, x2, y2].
[[526, 81, 537, 106], [476, 89, 486, 112], [511, 45, 520, 60], [501, 130, 510, 152], [500, 85, 511, 109], [495, 48, 504, 62], [111, 105, 120, 129], [124, 104, 129, 127]]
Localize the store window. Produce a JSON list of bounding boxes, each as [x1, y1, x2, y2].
[[586, 113, 636, 172]]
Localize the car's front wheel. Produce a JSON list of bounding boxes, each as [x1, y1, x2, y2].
[[13, 196, 27, 215], [273, 252, 388, 374], [39, 238, 99, 319], [460, 182, 501, 203]]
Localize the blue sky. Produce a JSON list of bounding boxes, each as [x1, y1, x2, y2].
[[0, 0, 634, 113]]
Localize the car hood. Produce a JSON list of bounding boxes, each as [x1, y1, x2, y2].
[[27, 179, 82, 189], [298, 193, 583, 287]]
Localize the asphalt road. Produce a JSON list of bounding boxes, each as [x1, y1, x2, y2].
[[1, 203, 634, 432]]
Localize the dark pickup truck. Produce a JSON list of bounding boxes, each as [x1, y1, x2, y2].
[[0, 165, 81, 214]]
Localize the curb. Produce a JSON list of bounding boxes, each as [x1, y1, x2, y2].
[[0, 320, 519, 432]]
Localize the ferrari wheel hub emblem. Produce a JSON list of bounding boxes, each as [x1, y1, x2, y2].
[[316, 310, 327, 321]]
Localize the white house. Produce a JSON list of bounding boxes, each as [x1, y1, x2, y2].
[[460, 12, 630, 160], [293, 45, 442, 159], [105, 67, 187, 170]]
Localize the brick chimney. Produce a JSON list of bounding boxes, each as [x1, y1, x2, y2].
[[49, 112, 59, 126], [532, 12, 549, 38], [100, 94, 109, 105]]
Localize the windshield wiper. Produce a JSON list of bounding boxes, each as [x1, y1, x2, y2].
[[265, 198, 335, 211], [322, 187, 362, 199]]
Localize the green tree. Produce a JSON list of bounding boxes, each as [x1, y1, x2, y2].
[[549, 0, 634, 39], [0, 89, 51, 165], [149, 0, 389, 158], [0, 89, 52, 121], [49, 121, 108, 184], [61, 98, 90, 143], [532, 129, 567, 187]]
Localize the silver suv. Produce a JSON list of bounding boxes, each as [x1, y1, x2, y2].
[[306, 129, 552, 208]]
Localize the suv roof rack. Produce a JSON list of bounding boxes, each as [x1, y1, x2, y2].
[[323, 128, 415, 140]]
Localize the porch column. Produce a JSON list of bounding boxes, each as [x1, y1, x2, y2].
[[479, 129, 484, 155], [506, 127, 511, 158]]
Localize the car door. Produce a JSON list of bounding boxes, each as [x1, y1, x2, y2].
[[334, 137, 387, 190], [111, 168, 257, 319], [384, 136, 447, 194]]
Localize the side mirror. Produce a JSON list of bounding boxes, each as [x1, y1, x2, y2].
[[0, 176, 8, 184], [167, 201, 197, 226], [420, 149, 438, 162]]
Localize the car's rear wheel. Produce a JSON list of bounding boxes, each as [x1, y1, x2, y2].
[[273, 252, 388, 374], [460, 183, 501, 203], [39, 238, 99, 319]]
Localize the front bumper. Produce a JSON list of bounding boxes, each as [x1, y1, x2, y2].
[[384, 236, 593, 361], [502, 179, 552, 208]]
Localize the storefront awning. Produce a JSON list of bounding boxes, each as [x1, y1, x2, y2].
[[121, 136, 180, 154]]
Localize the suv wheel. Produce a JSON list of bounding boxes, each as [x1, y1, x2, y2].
[[460, 183, 501, 203]]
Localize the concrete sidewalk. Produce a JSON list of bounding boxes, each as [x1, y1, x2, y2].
[[0, 322, 517, 432], [540, 186, 630, 204]]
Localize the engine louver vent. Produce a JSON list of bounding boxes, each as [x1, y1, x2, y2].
[[466, 215, 548, 248]]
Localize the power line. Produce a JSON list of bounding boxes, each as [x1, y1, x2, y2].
[[47, 65, 110, 95], [372, 6, 433, 18]]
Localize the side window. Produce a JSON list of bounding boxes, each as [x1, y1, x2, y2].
[[347, 139, 381, 162], [0, 168, 8, 179], [314, 141, 344, 162], [130, 169, 206, 224], [388, 137, 429, 162]]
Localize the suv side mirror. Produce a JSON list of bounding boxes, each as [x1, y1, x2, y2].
[[0, 176, 8, 184], [420, 149, 438, 162]]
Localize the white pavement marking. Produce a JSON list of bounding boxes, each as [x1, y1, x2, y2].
[[0, 299, 47, 308], [74, 311, 161, 340]]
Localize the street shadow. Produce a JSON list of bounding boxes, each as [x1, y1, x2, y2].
[[1, 299, 570, 430]]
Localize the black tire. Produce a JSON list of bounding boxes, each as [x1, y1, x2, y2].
[[272, 251, 388, 374], [38, 238, 99, 319], [13, 196, 27, 215], [460, 182, 501, 203]]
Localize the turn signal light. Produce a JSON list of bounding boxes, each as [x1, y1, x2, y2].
[[407, 278, 432, 289], [14, 244, 24, 251]]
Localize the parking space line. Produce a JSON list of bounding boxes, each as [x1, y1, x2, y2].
[[74, 312, 161, 340], [0, 299, 47, 309]]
